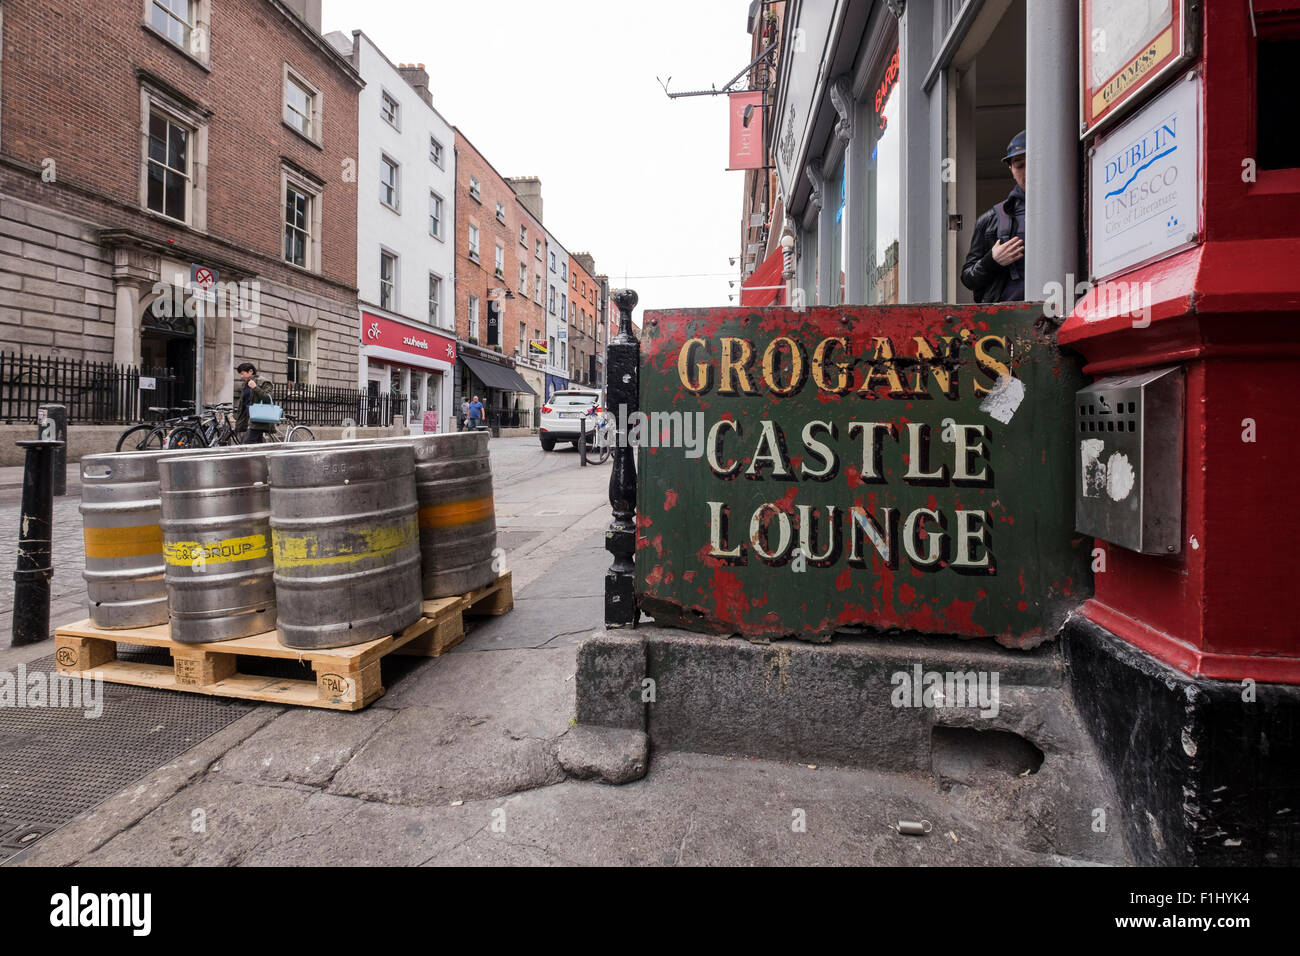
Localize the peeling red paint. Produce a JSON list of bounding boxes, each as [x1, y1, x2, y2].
[[835, 568, 853, 591], [846, 465, 864, 489], [664, 489, 678, 511], [773, 487, 799, 514], [710, 568, 750, 620], [899, 583, 917, 605]]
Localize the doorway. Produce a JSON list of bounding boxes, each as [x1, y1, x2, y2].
[[948, 0, 1027, 302], [140, 300, 196, 405]]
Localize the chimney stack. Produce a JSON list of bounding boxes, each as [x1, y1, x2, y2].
[[507, 177, 544, 221], [397, 63, 433, 108]]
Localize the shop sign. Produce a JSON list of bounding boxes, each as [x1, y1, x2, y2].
[[874, 46, 899, 132], [635, 304, 1089, 648], [1089, 73, 1199, 280], [362, 311, 456, 362], [728, 91, 765, 171], [1081, 0, 1195, 137]]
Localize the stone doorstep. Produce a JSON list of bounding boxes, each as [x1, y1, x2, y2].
[[571, 626, 1125, 863], [575, 626, 1078, 768]]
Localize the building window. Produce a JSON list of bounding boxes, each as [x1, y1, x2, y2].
[[286, 326, 313, 384], [283, 66, 320, 143], [428, 273, 442, 325], [381, 90, 400, 128], [430, 136, 444, 167], [520, 224, 527, 246], [549, 251, 556, 272], [468, 224, 480, 262], [535, 239, 543, 260], [380, 251, 397, 309], [518, 321, 526, 352], [146, 111, 191, 222], [150, 0, 195, 50], [496, 201, 506, 224], [535, 273, 542, 304], [866, 57, 901, 306], [518, 262, 528, 293], [561, 294, 567, 320], [561, 262, 568, 280], [469, 176, 481, 201], [494, 244, 505, 278], [429, 191, 443, 238], [548, 287, 556, 314], [468, 295, 480, 341], [380, 155, 399, 210], [280, 165, 322, 272], [571, 273, 577, 290], [549, 335, 555, 358], [284, 184, 311, 267]]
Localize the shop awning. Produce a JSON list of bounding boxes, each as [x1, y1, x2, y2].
[[740, 247, 786, 306], [461, 354, 536, 394]]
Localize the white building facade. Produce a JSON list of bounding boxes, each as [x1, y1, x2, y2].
[[543, 228, 571, 397], [327, 30, 458, 433]]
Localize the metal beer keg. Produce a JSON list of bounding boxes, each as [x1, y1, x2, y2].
[[268, 444, 423, 648], [158, 452, 276, 643], [79, 450, 173, 628]]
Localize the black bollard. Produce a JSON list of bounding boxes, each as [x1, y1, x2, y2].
[[37, 403, 67, 496], [12, 438, 62, 646], [604, 289, 639, 628]]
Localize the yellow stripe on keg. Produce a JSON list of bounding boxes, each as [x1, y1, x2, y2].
[[418, 497, 495, 529], [164, 534, 269, 567], [272, 520, 418, 568], [84, 525, 163, 559]]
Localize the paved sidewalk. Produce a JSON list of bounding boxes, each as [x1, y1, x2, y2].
[[2, 438, 1119, 866]]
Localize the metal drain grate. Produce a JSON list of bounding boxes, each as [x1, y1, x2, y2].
[[0, 650, 256, 863]]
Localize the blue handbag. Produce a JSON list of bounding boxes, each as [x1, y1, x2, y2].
[[248, 402, 283, 424]]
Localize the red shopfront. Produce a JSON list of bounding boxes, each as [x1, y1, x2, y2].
[[359, 311, 457, 434]]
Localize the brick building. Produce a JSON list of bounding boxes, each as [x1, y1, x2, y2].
[[0, 0, 363, 405], [568, 252, 600, 387], [505, 176, 547, 421], [451, 128, 532, 423]]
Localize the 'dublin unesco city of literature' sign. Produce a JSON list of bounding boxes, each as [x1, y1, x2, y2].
[[634, 304, 1090, 648]]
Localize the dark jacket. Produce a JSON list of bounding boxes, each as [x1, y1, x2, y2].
[[234, 377, 275, 433], [960, 185, 1026, 303]]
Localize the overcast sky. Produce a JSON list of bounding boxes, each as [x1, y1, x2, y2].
[[323, 0, 754, 325]]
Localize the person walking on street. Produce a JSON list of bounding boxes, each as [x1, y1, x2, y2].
[[234, 362, 274, 444], [460, 398, 470, 432], [961, 130, 1027, 303], [467, 395, 484, 432]]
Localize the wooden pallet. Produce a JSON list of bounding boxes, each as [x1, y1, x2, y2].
[[53, 571, 514, 712]]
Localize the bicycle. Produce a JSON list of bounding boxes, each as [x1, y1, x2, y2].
[[115, 406, 200, 451], [166, 404, 315, 448], [580, 404, 616, 465]]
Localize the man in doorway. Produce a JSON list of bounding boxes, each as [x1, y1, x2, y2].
[[467, 395, 484, 432], [460, 397, 470, 431], [234, 362, 273, 444], [961, 130, 1027, 303]]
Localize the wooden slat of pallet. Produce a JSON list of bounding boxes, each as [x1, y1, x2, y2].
[[53, 570, 514, 711]]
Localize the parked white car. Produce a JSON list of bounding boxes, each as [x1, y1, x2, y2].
[[539, 388, 603, 451]]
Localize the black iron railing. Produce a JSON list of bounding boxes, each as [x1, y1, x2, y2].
[[0, 351, 179, 425], [269, 383, 407, 428]]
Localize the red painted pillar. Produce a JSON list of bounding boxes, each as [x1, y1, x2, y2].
[[1060, 0, 1300, 684]]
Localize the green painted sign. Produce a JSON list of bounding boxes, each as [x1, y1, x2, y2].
[[634, 304, 1091, 648]]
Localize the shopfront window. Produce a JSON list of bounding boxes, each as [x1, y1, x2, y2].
[[867, 50, 901, 305], [831, 161, 847, 304]]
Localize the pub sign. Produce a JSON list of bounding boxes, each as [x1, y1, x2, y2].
[[634, 305, 1090, 648]]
